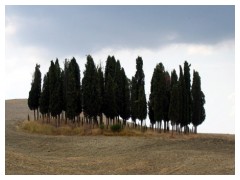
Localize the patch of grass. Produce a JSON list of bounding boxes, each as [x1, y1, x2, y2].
[[21, 120, 190, 138], [110, 124, 122, 132], [21, 120, 85, 136]]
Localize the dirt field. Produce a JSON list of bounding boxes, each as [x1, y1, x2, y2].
[[5, 99, 235, 175]]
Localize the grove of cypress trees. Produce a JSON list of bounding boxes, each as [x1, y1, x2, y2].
[[28, 64, 41, 121]]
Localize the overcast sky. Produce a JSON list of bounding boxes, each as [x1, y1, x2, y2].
[[5, 5, 235, 134]]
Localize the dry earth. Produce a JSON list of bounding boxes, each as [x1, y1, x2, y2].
[[5, 99, 235, 175]]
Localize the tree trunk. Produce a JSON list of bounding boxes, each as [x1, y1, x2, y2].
[[37, 108, 39, 120], [195, 126, 197, 134], [100, 113, 103, 125], [33, 109, 36, 121]]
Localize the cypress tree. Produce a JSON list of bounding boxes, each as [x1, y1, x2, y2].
[[103, 56, 117, 126], [178, 65, 185, 132], [119, 68, 131, 125], [97, 64, 105, 125], [48, 59, 63, 127], [192, 70, 206, 133], [82, 55, 100, 125], [169, 69, 179, 133], [62, 59, 70, 115], [115, 60, 122, 122], [168, 84, 179, 135], [65, 57, 82, 122], [163, 71, 171, 132], [130, 76, 137, 126], [28, 64, 41, 120], [132, 57, 147, 128], [148, 76, 155, 129], [39, 72, 49, 121], [151, 63, 166, 132], [183, 61, 192, 133]]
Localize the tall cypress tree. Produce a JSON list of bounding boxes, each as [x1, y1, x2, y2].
[[130, 76, 137, 126], [39, 72, 49, 121], [82, 55, 100, 124], [169, 69, 179, 133], [28, 64, 41, 120], [163, 71, 171, 132], [178, 65, 185, 131], [183, 61, 192, 133], [62, 59, 70, 117], [148, 76, 155, 129], [132, 57, 147, 128], [151, 63, 166, 132], [115, 60, 122, 122], [65, 57, 82, 122], [48, 59, 63, 127], [97, 64, 105, 125], [103, 56, 117, 125], [192, 70, 206, 133], [119, 68, 131, 125], [168, 84, 179, 135]]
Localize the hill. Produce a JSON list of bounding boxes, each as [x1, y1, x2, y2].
[[5, 99, 234, 174]]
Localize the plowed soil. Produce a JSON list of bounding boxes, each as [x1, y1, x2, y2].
[[5, 99, 235, 175]]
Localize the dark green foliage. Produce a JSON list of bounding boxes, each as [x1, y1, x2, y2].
[[97, 64, 105, 124], [82, 55, 101, 121], [65, 57, 82, 120], [178, 65, 185, 128], [169, 84, 179, 126], [28, 64, 41, 120], [103, 56, 117, 120], [48, 59, 63, 118], [183, 61, 192, 127], [115, 60, 122, 117], [148, 97, 155, 128], [132, 57, 147, 127], [28, 55, 206, 134], [103, 75, 117, 119], [130, 77, 137, 123], [163, 71, 171, 132], [192, 71, 206, 133], [110, 124, 122, 132], [170, 69, 178, 90], [169, 69, 179, 128], [138, 85, 147, 124], [152, 63, 166, 125], [119, 68, 131, 123], [99, 123, 105, 130], [39, 73, 49, 115], [62, 59, 70, 112]]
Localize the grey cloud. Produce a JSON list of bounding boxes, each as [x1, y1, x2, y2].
[[6, 5, 235, 55]]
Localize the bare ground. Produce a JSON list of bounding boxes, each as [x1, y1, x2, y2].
[[5, 99, 235, 175]]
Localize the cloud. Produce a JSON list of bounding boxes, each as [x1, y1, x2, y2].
[[5, 6, 234, 54]]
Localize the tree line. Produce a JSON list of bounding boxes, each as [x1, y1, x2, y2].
[[28, 55, 205, 134]]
